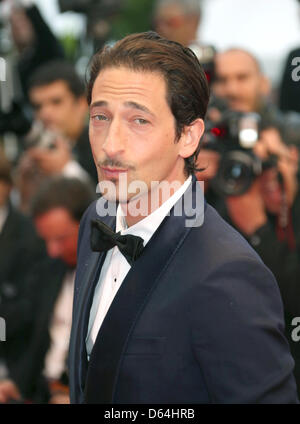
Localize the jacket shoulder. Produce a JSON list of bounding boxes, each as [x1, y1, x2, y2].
[[197, 202, 263, 265]]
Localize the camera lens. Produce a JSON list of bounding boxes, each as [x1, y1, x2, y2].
[[218, 158, 253, 195], [211, 151, 262, 196]]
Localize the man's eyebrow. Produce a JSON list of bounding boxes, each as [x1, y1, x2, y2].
[[90, 100, 154, 116], [124, 101, 154, 116], [90, 100, 107, 109]]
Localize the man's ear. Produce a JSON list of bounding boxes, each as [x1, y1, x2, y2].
[[179, 118, 205, 159]]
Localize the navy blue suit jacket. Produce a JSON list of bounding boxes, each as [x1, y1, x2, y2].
[[69, 177, 298, 403]]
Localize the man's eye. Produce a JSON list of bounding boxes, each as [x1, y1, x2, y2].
[[92, 114, 107, 121], [134, 118, 148, 125]]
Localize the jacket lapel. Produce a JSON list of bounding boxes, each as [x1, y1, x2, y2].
[[84, 177, 204, 403], [70, 213, 115, 403]]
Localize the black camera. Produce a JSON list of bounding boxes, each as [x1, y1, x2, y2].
[[203, 110, 276, 196], [189, 43, 216, 85], [0, 101, 32, 137]]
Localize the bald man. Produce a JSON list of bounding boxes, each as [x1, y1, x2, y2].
[[212, 47, 300, 147], [213, 48, 270, 113]]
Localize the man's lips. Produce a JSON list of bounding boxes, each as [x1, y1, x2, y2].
[[100, 166, 129, 178]]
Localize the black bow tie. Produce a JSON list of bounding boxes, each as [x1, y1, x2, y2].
[[90, 219, 144, 266]]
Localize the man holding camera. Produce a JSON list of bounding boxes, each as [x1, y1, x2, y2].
[[202, 48, 300, 276], [212, 48, 300, 146], [15, 60, 96, 213], [200, 47, 300, 396]]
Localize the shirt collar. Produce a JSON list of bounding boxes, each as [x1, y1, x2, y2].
[[116, 176, 192, 246]]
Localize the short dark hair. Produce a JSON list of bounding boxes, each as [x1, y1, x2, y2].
[[87, 31, 210, 175], [31, 177, 95, 222], [28, 60, 86, 98]]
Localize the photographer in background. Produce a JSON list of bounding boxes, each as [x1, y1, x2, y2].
[[197, 47, 300, 395], [213, 49, 270, 114], [27, 60, 96, 182], [213, 48, 300, 148], [15, 60, 96, 213], [210, 48, 300, 283], [224, 127, 300, 398], [197, 113, 300, 396], [0, 0, 65, 162]]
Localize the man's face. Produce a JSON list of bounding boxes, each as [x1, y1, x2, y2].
[[29, 80, 86, 139], [89, 66, 188, 203], [213, 51, 267, 113], [34, 207, 79, 267]]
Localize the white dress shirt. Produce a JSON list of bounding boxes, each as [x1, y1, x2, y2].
[[86, 176, 192, 357], [43, 269, 75, 380]]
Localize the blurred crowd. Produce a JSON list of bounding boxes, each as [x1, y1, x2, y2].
[[1, 0, 300, 404]]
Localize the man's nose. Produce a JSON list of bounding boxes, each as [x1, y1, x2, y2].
[[102, 118, 125, 158], [224, 79, 240, 96], [38, 105, 54, 125]]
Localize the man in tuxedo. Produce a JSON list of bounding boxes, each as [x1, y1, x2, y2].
[[69, 31, 299, 404]]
